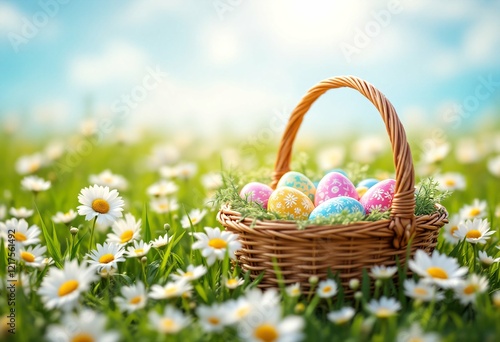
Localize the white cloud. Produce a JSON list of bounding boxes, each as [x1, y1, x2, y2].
[[69, 42, 148, 88], [119, 0, 185, 24], [0, 2, 22, 33]]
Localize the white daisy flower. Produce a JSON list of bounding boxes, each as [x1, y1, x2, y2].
[[89, 169, 128, 191], [16, 244, 47, 268], [366, 296, 401, 318], [39, 257, 54, 270], [454, 219, 494, 244], [197, 303, 230, 333], [454, 274, 489, 305], [86, 242, 126, 272], [192, 227, 241, 266], [459, 199, 488, 220], [224, 276, 244, 289], [286, 283, 301, 297], [369, 265, 398, 280], [317, 146, 345, 170], [237, 304, 304, 342], [477, 251, 500, 267], [316, 279, 338, 298], [0, 204, 6, 220], [442, 214, 462, 245], [43, 140, 65, 161], [435, 172, 466, 191], [170, 264, 207, 282], [15, 153, 44, 175], [175, 162, 197, 180], [403, 279, 444, 302], [180, 208, 207, 229], [21, 175, 51, 193], [0, 218, 40, 246], [77, 185, 124, 226], [125, 240, 151, 258], [9, 207, 34, 219], [45, 309, 119, 342], [150, 197, 180, 214], [396, 323, 440, 342], [493, 291, 500, 308], [151, 233, 171, 248], [51, 210, 77, 225], [225, 288, 280, 325], [149, 306, 191, 334], [455, 138, 482, 165], [39, 260, 98, 311], [201, 172, 223, 191], [149, 280, 192, 300], [487, 155, 500, 177], [351, 135, 387, 163], [147, 180, 179, 197], [409, 250, 468, 289], [114, 281, 147, 313], [106, 213, 141, 245], [421, 143, 450, 164], [80, 118, 98, 136], [327, 307, 356, 325], [99, 267, 118, 279]]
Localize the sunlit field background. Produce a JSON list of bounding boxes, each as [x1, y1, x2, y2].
[[1, 0, 500, 341]]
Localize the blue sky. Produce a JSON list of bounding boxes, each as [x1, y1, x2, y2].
[[1, 0, 499, 137]]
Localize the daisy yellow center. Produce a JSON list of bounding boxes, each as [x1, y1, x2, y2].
[[427, 267, 448, 279], [159, 203, 170, 210], [323, 285, 332, 293], [129, 296, 142, 304], [236, 306, 250, 318], [227, 279, 238, 286], [99, 253, 115, 264], [70, 333, 95, 342], [91, 198, 110, 214], [184, 271, 194, 278], [466, 230, 481, 239], [208, 238, 227, 249], [450, 226, 458, 235], [444, 179, 456, 186], [408, 338, 423, 342], [463, 284, 478, 295], [135, 249, 144, 255], [165, 287, 178, 296], [414, 288, 429, 296], [58, 279, 79, 297], [208, 317, 220, 325], [21, 251, 35, 263], [162, 318, 176, 331], [254, 324, 279, 342], [376, 308, 394, 318], [469, 208, 481, 217], [120, 230, 134, 243], [14, 232, 27, 241]]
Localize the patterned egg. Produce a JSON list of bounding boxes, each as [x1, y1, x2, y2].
[[268, 187, 314, 220], [309, 196, 365, 220], [277, 171, 316, 202], [315, 172, 358, 206], [357, 178, 379, 189], [240, 182, 274, 209], [359, 179, 396, 214]]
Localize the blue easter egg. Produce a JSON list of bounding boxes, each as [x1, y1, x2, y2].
[[309, 196, 365, 220], [357, 178, 379, 189]]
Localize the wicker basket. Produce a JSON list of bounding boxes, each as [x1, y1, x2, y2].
[[217, 75, 448, 293]]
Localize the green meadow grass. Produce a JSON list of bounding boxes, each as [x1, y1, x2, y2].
[[0, 127, 499, 342]]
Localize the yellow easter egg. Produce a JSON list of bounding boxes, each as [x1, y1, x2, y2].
[[268, 187, 314, 220]]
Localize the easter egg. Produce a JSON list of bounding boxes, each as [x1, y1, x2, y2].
[[359, 179, 396, 214], [268, 187, 314, 220], [328, 168, 348, 177], [277, 171, 316, 202], [315, 172, 358, 206], [240, 182, 274, 209], [357, 178, 379, 189], [356, 186, 368, 198], [309, 196, 365, 220]]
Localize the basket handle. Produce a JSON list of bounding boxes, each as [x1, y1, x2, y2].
[[271, 75, 415, 249]]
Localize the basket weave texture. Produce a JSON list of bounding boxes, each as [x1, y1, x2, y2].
[[217, 76, 448, 292]]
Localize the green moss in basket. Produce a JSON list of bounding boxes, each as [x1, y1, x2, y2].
[[414, 177, 450, 216]]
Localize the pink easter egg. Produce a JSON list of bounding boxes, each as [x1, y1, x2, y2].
[[315, 172, 358, 206], [239, 182, 274, 209], [359, 179, 396, 214]]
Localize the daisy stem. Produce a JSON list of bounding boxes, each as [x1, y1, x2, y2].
[[89, 217, 97, 250], [472, 244, 477, 273], [141, 261, 148, 287]]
